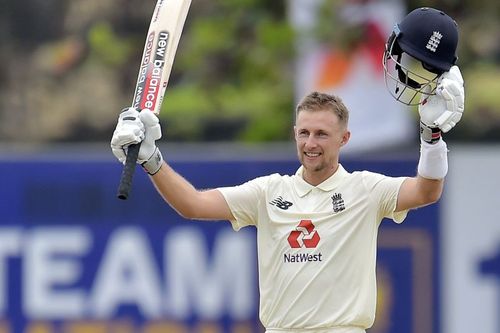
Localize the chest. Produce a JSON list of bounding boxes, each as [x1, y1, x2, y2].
[[266, 185, 367, 217], [261, 187, 374, 244]]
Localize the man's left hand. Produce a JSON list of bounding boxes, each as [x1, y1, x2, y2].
[[419, 65, 465, 133]]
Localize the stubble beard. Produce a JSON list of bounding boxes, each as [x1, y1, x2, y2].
[[299, 153, 327, 173]]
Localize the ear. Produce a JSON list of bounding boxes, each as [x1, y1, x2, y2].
[[340, 131, 351, 146]]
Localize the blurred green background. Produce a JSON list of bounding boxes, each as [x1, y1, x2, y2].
[[0, 0, 498, 144]]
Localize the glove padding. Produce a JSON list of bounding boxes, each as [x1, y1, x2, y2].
[[419, 65, 465, 133], [111, 108, 144, 163], [111, 108, 163, 174]]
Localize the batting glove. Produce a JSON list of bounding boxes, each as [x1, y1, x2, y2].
[[419, 65, 465, 143], [110, 108, 164, 175], [138, 108, 163, 175]]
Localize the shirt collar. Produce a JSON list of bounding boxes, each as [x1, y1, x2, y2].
[[293, 164, 348, 197]]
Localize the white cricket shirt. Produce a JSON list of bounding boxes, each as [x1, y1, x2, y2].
[[218, 164, 408, 332]]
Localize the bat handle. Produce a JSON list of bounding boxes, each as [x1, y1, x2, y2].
[[117, 143, 141, 200]]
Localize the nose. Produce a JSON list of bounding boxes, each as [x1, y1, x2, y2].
[[305, 134, 318, 148]]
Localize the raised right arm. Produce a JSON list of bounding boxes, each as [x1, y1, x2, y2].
[[111, 108, 234, 222], [150, 161, 235, 221]]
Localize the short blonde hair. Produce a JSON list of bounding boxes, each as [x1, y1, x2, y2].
[[296, 91, 349, 127]]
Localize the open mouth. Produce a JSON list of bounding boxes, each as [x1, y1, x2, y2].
[[304, 152, 321, 158]]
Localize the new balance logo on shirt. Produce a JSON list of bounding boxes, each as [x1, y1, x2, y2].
[[270, 196, 293, 210]]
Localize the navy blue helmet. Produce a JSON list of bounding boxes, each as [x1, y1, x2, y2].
[[383, 7, 459, 105]]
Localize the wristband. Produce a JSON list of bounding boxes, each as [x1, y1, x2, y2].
[[141, 147, 163, 175], [420, 121, 442, 144], [417, 139, 448, 180]]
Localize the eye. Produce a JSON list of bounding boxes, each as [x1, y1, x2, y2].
[[317, 131, 329, 138], [297, 129, 309, 137]]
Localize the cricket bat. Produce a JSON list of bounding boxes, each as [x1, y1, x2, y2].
[[117, 0, 192, 200]]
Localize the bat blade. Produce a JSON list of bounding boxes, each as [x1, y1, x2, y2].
[[117, 0, 192, 200]]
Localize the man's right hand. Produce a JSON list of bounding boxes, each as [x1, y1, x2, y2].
[[111, 108, 164, 175]]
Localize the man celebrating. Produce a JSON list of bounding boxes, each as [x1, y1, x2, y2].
[[111, 7, 464, 333]]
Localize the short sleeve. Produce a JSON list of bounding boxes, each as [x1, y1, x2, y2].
[[217, 175, 271, 231], [361, 171, 409, 224]]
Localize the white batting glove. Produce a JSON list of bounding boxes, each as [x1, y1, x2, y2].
[[110, 108, 164, 175], [138, 109, 163, 175], [111, 108, 144, 163], [419, 65, 465, 143]]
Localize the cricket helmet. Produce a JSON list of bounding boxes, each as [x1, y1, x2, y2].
[[383, 7, 459, 105]]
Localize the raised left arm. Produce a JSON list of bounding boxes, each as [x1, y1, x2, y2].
[[396, 175, 443, 212], [396, 65, 464, 212]]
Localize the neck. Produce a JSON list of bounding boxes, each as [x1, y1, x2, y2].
[[303, 163, 339, 186]]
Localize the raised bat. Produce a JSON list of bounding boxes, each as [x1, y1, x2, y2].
[[117, 0, 192, 200]]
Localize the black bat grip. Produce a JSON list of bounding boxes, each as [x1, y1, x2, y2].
[[117, 143, 141, 200]]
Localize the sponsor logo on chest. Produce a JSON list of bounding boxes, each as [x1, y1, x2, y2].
[[271, 192, 348, 264], [284, 220, 323, 263]]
